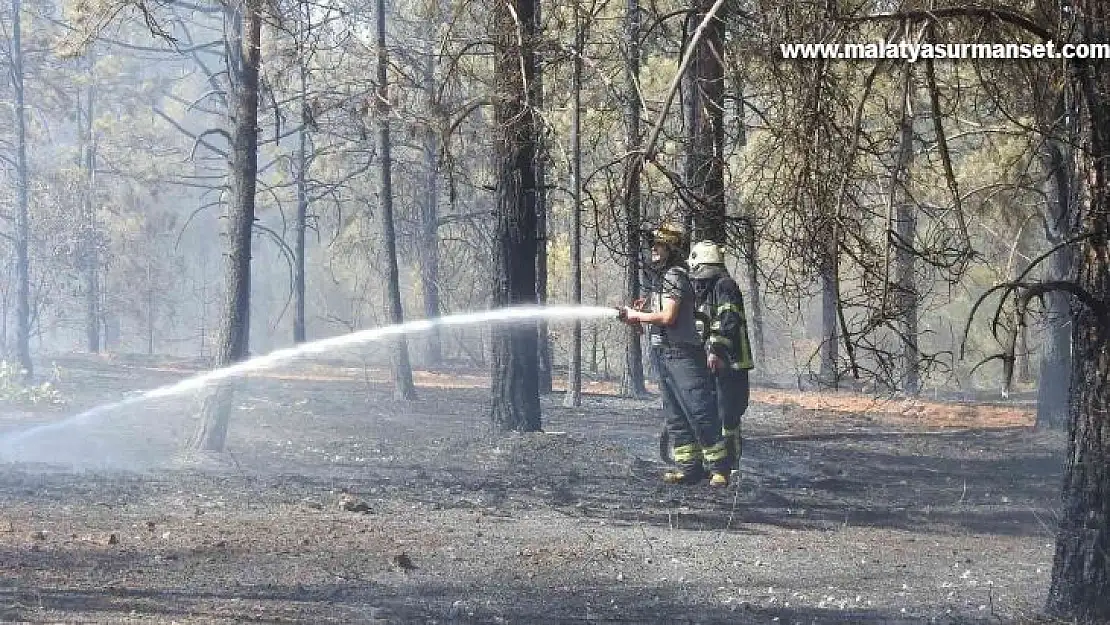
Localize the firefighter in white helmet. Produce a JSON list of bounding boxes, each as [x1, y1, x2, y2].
[[687, 240, 755, 474], [619, 224, 731, 486]]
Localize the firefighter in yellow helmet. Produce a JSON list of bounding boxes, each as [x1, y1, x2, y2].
[[687, 240, 755, 475], [619, 224, 731, 486]]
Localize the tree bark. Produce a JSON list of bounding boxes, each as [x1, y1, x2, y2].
[[293, 5, 309, 345], [1045, 21, 1110, 614], [621, 0, 647, 398], [742, 216, 764, 367], [146, 260, 155, 355], [1, 273, 8, 357], [192, 0, 262, 452], [198, 248, 209, 360], [534, 0, 553, 394], [590, 273, 600, 374], [1036, 108, 1078, 431], [11, 0, 32, 381], [1008, 226, 1038, 395], [376, 0, 416, 401], [1037, 245, 1076, 429], [685, 0, 727, 244], [819, 243, 839, 388], [490, 0, 541, 432], [564, 2, 583, 409], [813, 71, 838, 389], [81, 54, 101, 355], [420, 39, 443, 367], [894, 70, 919, 396], [1046, 188, 1110, 619]]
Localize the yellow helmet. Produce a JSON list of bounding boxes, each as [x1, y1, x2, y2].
[[687, 240, 724, 268], [651, 222, 686, 250]]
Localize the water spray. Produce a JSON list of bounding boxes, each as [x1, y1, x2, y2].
[[0, 305, 623, 463]]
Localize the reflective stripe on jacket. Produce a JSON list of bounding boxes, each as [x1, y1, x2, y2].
[[693, 271, 755, 371]]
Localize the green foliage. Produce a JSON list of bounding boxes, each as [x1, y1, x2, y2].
[[0, 361, 65, 407]]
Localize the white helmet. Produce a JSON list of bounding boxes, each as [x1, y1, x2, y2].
[[687, 240, 724, 268]]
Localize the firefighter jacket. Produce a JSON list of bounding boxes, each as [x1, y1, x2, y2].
[[691, 265, 755, 371]]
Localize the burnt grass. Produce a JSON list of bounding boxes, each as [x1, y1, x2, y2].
[[0, 356, 1064, 624]]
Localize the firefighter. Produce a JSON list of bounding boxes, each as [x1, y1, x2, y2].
[[619, 224, 731, 486], [687, 240, 755, 473]]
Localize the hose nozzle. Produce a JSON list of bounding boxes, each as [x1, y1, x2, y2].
[[616, 298, 647, 322]]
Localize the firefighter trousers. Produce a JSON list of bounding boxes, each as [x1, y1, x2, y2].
[[714, 368, 749, 467], [651, 344, 729, 475]]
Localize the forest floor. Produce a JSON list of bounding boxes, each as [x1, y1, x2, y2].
[[0, 353, 1065, 624]]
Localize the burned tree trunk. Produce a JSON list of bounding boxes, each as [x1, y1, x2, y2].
[[293, 12, 310, 345], [893, 70, 919, 396], [11, 0, 32, 380], [192, 0, 262, 452], [805, 58, 838, 389], [685, 0, 727, 243], [620, 0, 647, 398], [1036, 243, 1076, 430], [1046, 181, 1110, 618], [895, 211, 919, 395], [375, 0, 416, 400], [419, 43, 443, 366], [534, 1, 552, 394], [1045, 31, 1110, 616], [564, 3, 583, 409], [819, 237, 839, 387], [490, 0, 540, 432], [80, 54, 101, 354], [1036, 115, 1078, 431], [292, 135, 308, 344], [741, 216, 765, 366]]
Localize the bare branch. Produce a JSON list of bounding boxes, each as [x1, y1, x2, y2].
[[838, 6, 1053, 41], [153, 108, 229, 159]]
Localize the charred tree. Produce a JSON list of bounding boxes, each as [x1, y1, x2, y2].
[[620, 0, 647, 398], [1046, 142, 1110, 618], [733, 78, 764, 368], [192, 0, 262, 453], [292, 0, 310, 345], [819, 240, 840, 387], [490, 0, 541, 432], [419, 38, 442, 366], [1036, 99, 1079, 431], [375, 0, 416, 400], [684, 0, 727, 243], [809, 58, 838, 388], [741, 216, 764, 366], [146, 259, 155, 354], [80, 53, 101, 354], [534, 1, 553, 394], [893, 70, 919, 396], [292, 113, 308, 343], [817, 78, 839, 390], [564, 2, 583, 409], [1045, 7, 1110, 614], [10, 0, 32, 380]]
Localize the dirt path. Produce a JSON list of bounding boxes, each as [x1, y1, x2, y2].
[[0, 358, 1061, 624]]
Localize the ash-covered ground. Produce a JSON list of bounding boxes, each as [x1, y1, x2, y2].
[[0, 355, 1063, 624]]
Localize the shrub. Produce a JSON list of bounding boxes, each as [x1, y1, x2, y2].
[[0, 360, 65, 407]]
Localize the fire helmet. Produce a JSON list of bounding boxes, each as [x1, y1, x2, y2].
[[687, 240, 724, 268], [651, 222, 686, 251]]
